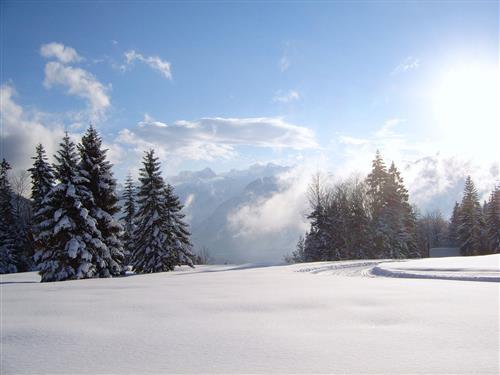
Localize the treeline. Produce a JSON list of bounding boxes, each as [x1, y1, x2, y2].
[[0, 126, 195, 281], [289, 151, 499, 262]]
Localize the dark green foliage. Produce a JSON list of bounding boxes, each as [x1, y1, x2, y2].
[[457, 176, 484, 256], [300, 152, 418, 262], [447, 202, 461, 247], [0, 159, 18, 273], [29, 144, 55, 269], [33, 134, 102, 282], [485, 186, 499, 252], [78, 125, 124, 276], [121, 173, 136, 266], [131, 150, 194, 273]]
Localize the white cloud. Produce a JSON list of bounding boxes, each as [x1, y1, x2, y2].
[[227, 164, 311, 237], [0, 84, 65, 171], [403, 155, 499, 215], [43, 61, 111, 120], [392, 56, 420, 75], [40, 42, 83, 64], [124, 50, 172, 80], [117, 115, 318, 162], [273, 90, 300, 103], [103, 142, 126, 165]]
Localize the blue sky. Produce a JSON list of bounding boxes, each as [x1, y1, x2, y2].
[[1, 1, 498, 197]]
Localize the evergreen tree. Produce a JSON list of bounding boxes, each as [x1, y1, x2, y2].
[[78, 125, 124, 276], [448, 202, 461, 247], [121, 173, 136, 267], [0, 159, 18, 273], [346, 182, 372, 259], [366, 150, 389, 258], [303, 174, 332, 261], [33, 133, 105, 282], [29, 144, 55, 268], [162, 184, 195, 267], [366, 150, 388, 219], [286, 235, 306, 263], [389, 162, 418, 258], [131, 150, 194, 273], [457, 176, 483, 256], [485, 186, 499, 252], [29, 145, 55, 208]]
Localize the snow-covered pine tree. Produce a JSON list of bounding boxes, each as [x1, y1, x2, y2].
[[34, 133, 105, 282], [131, 150, 189, 273], [457, 176, 484, 256], [29, 144, 55, 268], [78, 125, 124, 276], [121, 173, 136, 267], [0, 159, 18, 273], [366, 151, 389, 258], [162, 183, 195, 267], [447, 202, 461, 247], [485, 186, 499, 253]]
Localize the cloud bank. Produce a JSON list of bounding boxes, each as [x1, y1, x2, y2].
[[117, 115, 318, 161], [0, 84, 65, 170]]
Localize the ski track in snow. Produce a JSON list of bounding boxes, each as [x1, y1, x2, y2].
[[296, 255, 500, 282], [295, 260, 387, 277]]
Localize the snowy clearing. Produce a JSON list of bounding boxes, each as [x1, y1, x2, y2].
[[2, 255, 499, 374]]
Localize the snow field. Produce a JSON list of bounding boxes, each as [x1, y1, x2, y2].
[[1, 256, 499, 374]]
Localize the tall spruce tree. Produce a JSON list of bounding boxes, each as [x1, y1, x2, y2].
[[121, 173, 136, 266], [78, 125, 124, 276], [131, 150, 193, 273], [29, 144, 55, 268], [457, 176, 483, 256], [485, 186, 499, 252], [33, 133, 105, 282], [162, 184, 195, 267], [388, 162, 418, 258], [366, 151, 389, 258], [0, 159, 18, 273], [366, 150, 388, 219]]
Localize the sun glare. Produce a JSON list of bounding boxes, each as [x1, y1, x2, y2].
[[432, 63, 498, 145]]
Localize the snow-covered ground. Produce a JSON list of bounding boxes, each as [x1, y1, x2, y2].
[[2, 255, 499, 374], [372, 254, 500, 282]]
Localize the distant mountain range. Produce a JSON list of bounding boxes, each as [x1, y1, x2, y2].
[[169, 163, 299, 263]]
